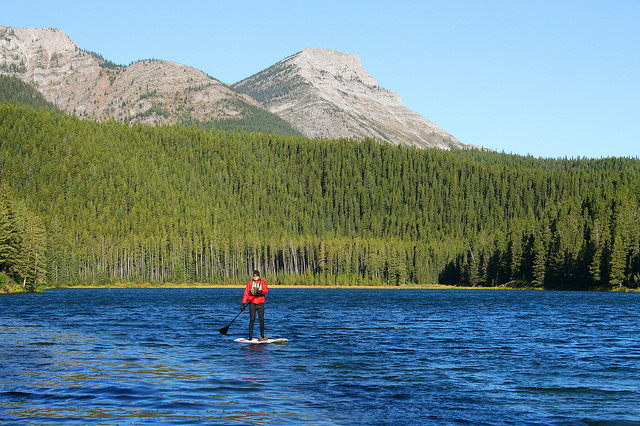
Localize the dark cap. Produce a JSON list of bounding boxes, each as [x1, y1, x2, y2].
[[253, 270, 260, 276]]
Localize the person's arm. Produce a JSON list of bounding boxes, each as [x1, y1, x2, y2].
[[242, 282, 251, 304]]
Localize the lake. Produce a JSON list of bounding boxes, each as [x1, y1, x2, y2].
[[1, 288, 639, 424]]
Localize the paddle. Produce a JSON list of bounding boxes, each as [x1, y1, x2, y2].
[[219, 303, 248, 335]]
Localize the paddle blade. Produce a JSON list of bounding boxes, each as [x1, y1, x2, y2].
[[219, 326, 229, 335]]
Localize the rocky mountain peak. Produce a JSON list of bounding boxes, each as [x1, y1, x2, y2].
[[294, 48, 379, 88], [2, 25, 475, 150], [235, 47, 467, 149], [0, 25, 80, 66], [291, 47, 403, 109], [0, 24, 263, 126]]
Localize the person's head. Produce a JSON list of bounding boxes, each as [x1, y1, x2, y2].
[[253, 270, 260, 281]]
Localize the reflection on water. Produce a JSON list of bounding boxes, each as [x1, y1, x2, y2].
[[1, 288, 640, 424]]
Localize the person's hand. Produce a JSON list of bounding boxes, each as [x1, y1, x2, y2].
[[240, 304, 246, 312]]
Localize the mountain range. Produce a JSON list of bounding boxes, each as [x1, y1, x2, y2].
[[0, 24, 472, 150]]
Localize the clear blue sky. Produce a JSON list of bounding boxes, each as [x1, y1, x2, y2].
[[3, 0, 638, 158]]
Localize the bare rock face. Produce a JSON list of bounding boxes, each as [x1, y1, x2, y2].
[[1, 25, 475, 150], [0, 25, 260, 125], [234, 48, 467, 149]]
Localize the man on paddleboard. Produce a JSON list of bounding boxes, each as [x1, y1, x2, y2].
[[241, 270, 269, 341]]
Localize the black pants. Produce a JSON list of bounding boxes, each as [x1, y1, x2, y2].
[[248, 302, 265, 339]]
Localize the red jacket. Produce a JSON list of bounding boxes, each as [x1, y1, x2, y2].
[[242, 279, 268, 304]]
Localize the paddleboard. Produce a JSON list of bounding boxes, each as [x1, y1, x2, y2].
[[234, 337, 288, 345]]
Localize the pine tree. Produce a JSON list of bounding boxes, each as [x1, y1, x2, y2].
[[587, 218, 606, 285], [0, 191, 18, 277], [532, 228, 547, 288], [609, 232, 627, 289]]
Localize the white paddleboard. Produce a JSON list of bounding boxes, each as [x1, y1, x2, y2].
[[234, 337, 288, 345]]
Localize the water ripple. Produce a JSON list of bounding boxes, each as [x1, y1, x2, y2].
[[2, 288, 640, 424]]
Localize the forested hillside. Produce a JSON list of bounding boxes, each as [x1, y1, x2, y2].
[[1, 102, 639, 290], [0, 75, 59, 112], [186, 99, 304, 137]]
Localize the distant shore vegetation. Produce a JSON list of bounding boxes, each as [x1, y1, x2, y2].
[[1, 98, 639, 293]]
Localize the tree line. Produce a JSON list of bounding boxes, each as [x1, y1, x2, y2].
[[0, 75, 60, 112], [0, 101, 639, 291], [0, 184, 47, 292]]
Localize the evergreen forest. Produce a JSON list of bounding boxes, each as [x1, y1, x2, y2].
[[1, 100, 639, 292]]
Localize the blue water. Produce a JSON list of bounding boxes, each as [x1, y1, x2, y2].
[[1, 288, 640, 425]]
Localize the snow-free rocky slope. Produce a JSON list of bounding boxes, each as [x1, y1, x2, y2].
[[1, 25, 472, 149], [0, 25, 263, 125], [234, 48, 466, 149]]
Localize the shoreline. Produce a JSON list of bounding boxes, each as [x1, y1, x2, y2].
[[53, 283, 640, 292], [56, 283, 468, 290], [49, 282, 548, 291], [4, 282, 637, 294]]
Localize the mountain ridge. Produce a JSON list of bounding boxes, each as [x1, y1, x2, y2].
[[1, 24, 474, 149], [0, 24, 291, 131], [234, 47, 469, 149]]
